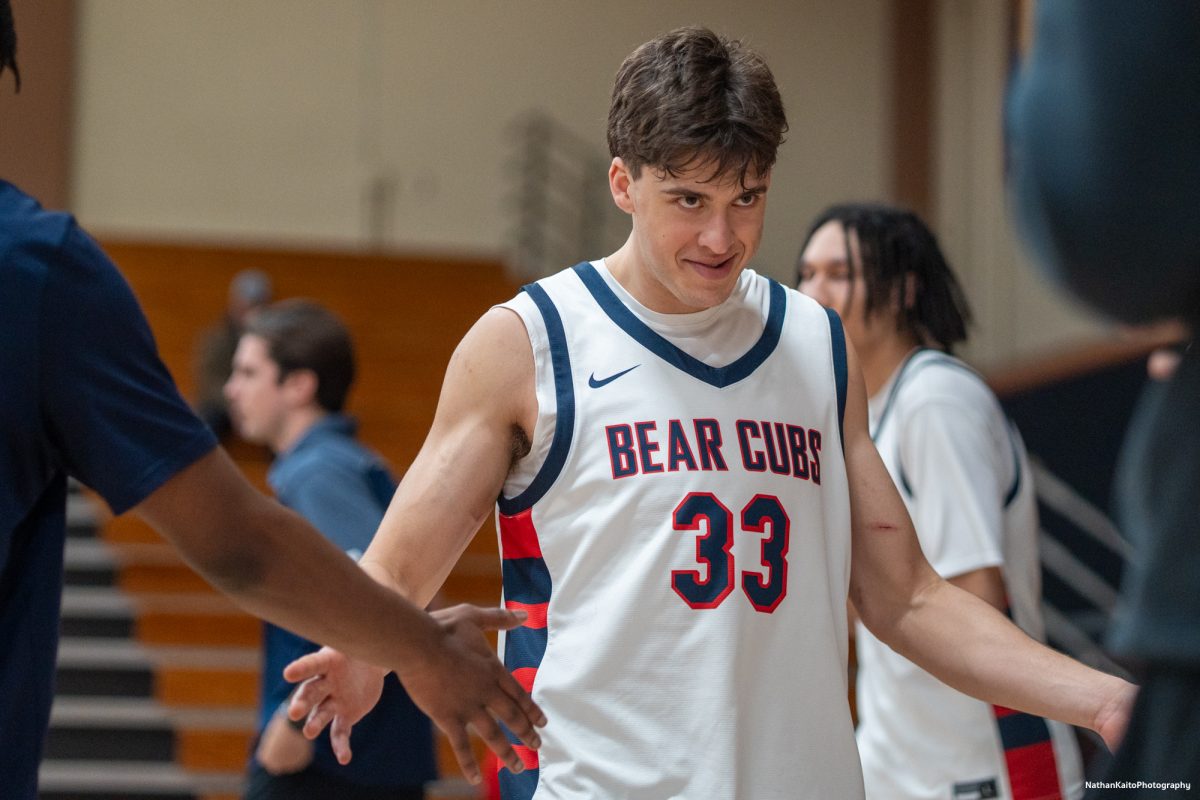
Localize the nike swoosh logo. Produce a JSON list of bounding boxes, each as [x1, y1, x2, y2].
[[588, 365, 640, 388]]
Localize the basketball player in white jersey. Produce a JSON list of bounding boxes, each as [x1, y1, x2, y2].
[[283, 27, 1134, 799], [798, 204, 1084, 800]]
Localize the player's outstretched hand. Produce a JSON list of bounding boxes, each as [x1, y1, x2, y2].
[[406, 604, 547, 783], [283, 603, 547, 784], [284, 646, 387, 764], [1094, 678, 1138, 753]]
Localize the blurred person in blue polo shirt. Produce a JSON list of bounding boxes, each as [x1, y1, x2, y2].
[[226, 300, 437, 800]]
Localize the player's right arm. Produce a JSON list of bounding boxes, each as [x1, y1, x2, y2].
[[361, 305, 539, 607], [284, 306, 542, 776], [34, 221, 542, 782]]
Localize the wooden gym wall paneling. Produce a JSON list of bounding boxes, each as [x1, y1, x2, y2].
[[103, 239, 521, 589]]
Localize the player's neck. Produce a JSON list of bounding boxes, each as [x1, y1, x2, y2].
[[604, 243, 722, 314], [605, 245, 663, 312], [861, 334, 923, 398], [271, 406, 328, 454]]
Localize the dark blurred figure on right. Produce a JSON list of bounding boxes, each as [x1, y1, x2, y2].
[[194, 269, 273, 437], [1007, 1, 1199, 794]]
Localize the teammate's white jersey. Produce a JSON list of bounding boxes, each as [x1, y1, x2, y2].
[[495, 260, 862, 799], [855, 349, 1083, 800]]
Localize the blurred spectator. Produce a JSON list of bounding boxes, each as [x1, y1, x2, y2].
[[226, 300, 437, 800], [194, 269, 273, 437], [797, 203, 1083, 799]]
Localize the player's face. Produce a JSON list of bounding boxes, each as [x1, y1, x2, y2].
[[224, 334, 288, 447], [796, 220, 893, 357], [610, 158, 769, 313]]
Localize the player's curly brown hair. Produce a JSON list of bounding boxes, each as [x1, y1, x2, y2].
[[607, 26, 787, 187]]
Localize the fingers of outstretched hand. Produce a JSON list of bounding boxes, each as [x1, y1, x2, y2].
[[469, 605, 529, 632], [444, 723, 484, 785], [433, 603, 528, 633], [282, 648, 334, 683], [286, 676, 328, 723], [301, 698, 339, 741], [492, 674, 544, 748], [330, 715, 355, 765], [470, 711, 526, 777], [1098, 680, 1137, 752]]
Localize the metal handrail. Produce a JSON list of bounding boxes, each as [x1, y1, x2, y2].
[[504, 111, 626, 281]]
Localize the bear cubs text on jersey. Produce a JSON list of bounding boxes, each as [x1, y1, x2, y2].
[[604, 417, 822, 483]]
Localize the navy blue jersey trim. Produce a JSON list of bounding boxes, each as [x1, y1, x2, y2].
[[502, 624, 549, 671], [572, 262, 785, 388], [995, 709, 1054, 750], [1003, 421, 1023, 508], [880, 349, 935, 498], [497, 283, 575, 514], [825, 308, 848, 451], [870, 347, 935, 445], [898, 461, 915, 498], [878, 351, 1024, 506], [501, 558, 553, 604], [498, 761, 539, 799]]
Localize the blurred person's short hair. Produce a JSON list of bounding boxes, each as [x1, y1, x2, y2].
[[244, 300, 356, 413]]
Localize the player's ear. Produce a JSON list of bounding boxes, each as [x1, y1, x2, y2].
[[282, 368, 319, 408], [609, 158, 636, 215]]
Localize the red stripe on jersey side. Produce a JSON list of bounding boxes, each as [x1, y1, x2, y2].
[[500, 508, 542, 559], [505, 600, 548, 629], [992, 704, 1063, 800], [512, 667, 537, 693], [512, 744, 540, 770], [1003, 740, 1064, 800]]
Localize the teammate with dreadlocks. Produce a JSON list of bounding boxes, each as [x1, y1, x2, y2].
[[797, 203, 1085, 799]]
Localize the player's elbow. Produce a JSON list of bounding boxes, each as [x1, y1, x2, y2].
[[171, 491, 282, 597], [851, 560, 940, 652], [851, 588, 900, 643], [190, 546, 269, 595]]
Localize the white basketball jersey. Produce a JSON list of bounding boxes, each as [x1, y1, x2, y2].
[[494, 261, 862, 799], [856, 349, 1083, 800]]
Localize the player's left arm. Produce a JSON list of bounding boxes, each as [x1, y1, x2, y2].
[[842, 339, 1135, 750]]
